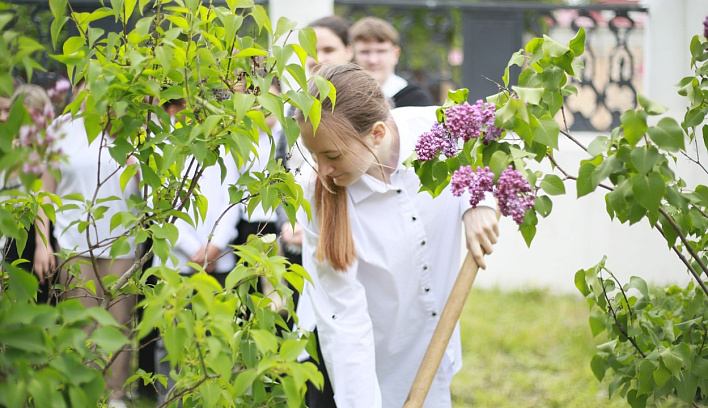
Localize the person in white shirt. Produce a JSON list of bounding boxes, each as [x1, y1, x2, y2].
[[292, 63, 499, 408], [34, 82, 140, 408], [153, 98, 242, 403]]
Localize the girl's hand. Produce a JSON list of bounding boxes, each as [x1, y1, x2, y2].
[[462, 206, 499, 270], [33, 239, 55, 283], [280, 222, 303, 247], [190, 244, 222, 273]]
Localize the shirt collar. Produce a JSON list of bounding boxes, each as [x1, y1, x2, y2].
[[348, 109, 413, 204], [381, 74, 408, 99]]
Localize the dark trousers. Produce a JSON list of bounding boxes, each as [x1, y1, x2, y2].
[[3, 224, 58, 305], [306, 329, 336, 408]]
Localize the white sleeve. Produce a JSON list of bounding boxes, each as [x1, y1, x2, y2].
[[299, 217, 383, 408], [207, 154, 242, 250], [173, 220, 201, 261], [209, 199, 240, 250], [460, 190, 497, 213]]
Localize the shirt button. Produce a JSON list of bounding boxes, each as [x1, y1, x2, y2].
[[421, 241, 426, 246], [412, 216, 417, 221], [424, 286, 430, 292], [396, 189, 402, 194], [423, 265, 428, 270], [331, 315, 337, 320], [432, 312, 437, 317]]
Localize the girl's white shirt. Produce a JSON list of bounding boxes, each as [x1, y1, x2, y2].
[[53, 114, 139, 259], [296, 106, 495, 408]]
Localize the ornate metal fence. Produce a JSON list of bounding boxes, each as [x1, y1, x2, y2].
[[336, 1, 648, 132]]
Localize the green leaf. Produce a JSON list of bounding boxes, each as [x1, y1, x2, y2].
[[539, 174, 565, 196], [274, 17, 297, 42], [576, 162, 597, 198], [660, 348, 683, 377], [541, 66, 564, 92], [542, 35, 570, 58], [533, 195, 552, 217], [85, 307, 120, 326], [120, 163, 138, 192], [7, 267, 38, 303], [674, 373, 699, 403], [488, 150, 509, 177], [631, 172, 665, 214], [1, 325, 45, 353], [298, 27, 318, 60], [109, 0, 124, 21], [587, 136, 610, 157], [648, 117, 685, 151], [630, 145, 661, 175], [568, 27, 585, 56], [250, 5, 271, 35], [123, 0, 137, 22], [279, 339, 306, 362], [620, 110, 648, 146], [448, 88, 469, 104], [592, 156, 622, 187], [110, 236, 132, 258], [251, 329, 278, 353], [627, 390, 648, 408], [163, 325, 186, 366], [590, 354, 607, 381], [637, 93, 667, 115], [49, 0, 68, 48], [533, 116, 560, 149], [513, 87, 543, 105], [90, 326, 129, 354], [232, 369, 259, 397]]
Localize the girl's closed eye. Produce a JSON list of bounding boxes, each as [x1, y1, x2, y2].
[[326, 154, 341, 161]]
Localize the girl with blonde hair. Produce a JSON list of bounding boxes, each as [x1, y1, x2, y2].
[[293, 63, 499, 408]]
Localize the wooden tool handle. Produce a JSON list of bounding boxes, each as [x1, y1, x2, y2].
[[403, 252, 479, 408]]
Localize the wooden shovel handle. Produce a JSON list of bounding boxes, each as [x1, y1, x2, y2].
[[403, 252, 479, 408]]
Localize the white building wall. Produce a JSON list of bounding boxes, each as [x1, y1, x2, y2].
[[269, 0, 334, 32], [477, 0, 708, 294]]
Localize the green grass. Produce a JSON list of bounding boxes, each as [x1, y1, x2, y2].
[[451, 288, 628, 408], [131, 288, 692, 407]]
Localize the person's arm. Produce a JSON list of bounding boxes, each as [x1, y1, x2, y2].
[[33, 171, 57, 282], [192, 198, 242, 273], [299, 218, 383, 408], [190, 157, 242, 273]]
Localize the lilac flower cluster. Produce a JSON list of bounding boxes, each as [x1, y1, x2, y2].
[[445, 100, 501, 143], [415, 100, 503, 162], [450, 165, 535, 224], [46, 78, 71, 101], [46, 78, 71, 113], [704, 15, 708, 38], [16, 106, 67, 174], [450, 165, 495, 208], [494, 166, 535, 224]]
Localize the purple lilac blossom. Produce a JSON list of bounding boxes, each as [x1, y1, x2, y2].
[[494, 165, 535, 224], [415, 122, 447, 161], [444, 100, 502, 143], [18, 109, 66, 175], [704, 15, 708, 38], [450, 165, 495, 208]]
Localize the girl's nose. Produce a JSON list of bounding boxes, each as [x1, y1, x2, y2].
[[317, 159, 334, 176]]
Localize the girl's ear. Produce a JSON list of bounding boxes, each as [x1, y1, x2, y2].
[[370, 121, 387, 146]]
